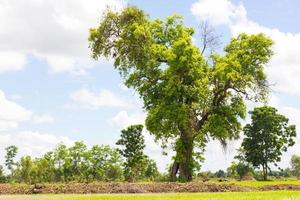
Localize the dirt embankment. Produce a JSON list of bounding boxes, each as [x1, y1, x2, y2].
[[0, 182, 299, 194], [0, 182, 251, 194]]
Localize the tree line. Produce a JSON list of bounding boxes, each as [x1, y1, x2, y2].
[[0, 109, 299, 183], [0, 125, 162, 183]]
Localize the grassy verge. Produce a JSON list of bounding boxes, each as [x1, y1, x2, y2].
[[0, 191, 300, 200], [209, 180, 300, 187]]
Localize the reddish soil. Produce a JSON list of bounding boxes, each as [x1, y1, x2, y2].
[[0, 182, 299, 194]]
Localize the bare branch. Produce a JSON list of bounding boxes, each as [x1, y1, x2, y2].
[[200, 21, 221, 56]]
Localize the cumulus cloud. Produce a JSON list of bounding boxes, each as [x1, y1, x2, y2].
[[0, 131, 74, 165], [71, 88, 131, 109], [32, 114, 54, 124], [0, 90, 32, 130], [110, 110, 146, 128], [191, 0, 246, 26], [0, 0, 125, 74]]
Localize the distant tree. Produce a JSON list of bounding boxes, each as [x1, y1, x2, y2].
[[227, 162, 238, 179], [116, 124, 146, 181], [236, 162, 253, 180], [241, 106, 296, 180], [53, 143, 70, 182], [34, 152, 56, 182], [68, 141, 88, 181], [88, 145, 123, 181], [0, 165, 6, 183], [291, 155, 300, 179], [15, 156, 33, 183], [5, 145, 18, 175], [214, 170, 226, 178], [89, 6, 273, 181], [144, 157, 159, 180]]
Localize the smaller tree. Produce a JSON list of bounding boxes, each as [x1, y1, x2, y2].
[[241, 106, 296, 180], [144, 157, 159, 180], [291, 155, 300, 179], [227, 162, 238, 179], [116, 124, 146, 181], [236, 162, 253, 180], [214, 170, 226, 178], [5, 145, 18, 175], [0, 165, 6, 183]]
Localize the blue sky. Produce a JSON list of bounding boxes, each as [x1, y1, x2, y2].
[[0, 0, 300, 172]]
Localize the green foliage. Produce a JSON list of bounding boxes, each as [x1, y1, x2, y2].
[[214, 170, 226, 178], [227, 162, 238, 179], [0, 165, 6, 183], [5, 145, 18, 173], [144, 157, 159, 180], [236, 162, 253, 180], [3, 142, 128, 183], [116, 124, 147, 181], [241, 106, 296, 180], [88, 145, 123, 181], [291, 155, 300, 179], [89, 6, 273, 181]]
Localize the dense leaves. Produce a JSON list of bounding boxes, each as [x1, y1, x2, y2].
[[0, 140, 160, 183], [291, 155, 300, 179], [241, 106, 296, 180], [89, 6, 273, 181], [116, 125, 158, 181]]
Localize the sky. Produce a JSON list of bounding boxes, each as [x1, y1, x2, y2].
[[0, 0, 300, 172]]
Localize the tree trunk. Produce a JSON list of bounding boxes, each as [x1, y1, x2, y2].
[[170, 134, 194, 182], [170, 161, 179, 182], [262, 163, 268, 181]]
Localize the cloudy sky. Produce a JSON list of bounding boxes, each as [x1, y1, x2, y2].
[[0, 0, 300, 172]]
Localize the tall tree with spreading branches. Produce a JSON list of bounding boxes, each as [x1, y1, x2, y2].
[[89, 6, 273, 181]]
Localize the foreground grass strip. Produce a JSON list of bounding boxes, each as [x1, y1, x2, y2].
[[1, 191, 300, 200], [213, 180, 300, 188]]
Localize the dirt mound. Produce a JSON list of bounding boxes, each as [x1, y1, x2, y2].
[[261, 184, 300, 191], [0, 182, 299, 194], [0, 182, 251, 194]]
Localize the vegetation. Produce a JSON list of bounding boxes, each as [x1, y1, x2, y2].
[[240, 106, 296, 180], [116, 124, 159, 181], [2, 191, 300, 200], [291, 155, 300, 179], [89, 6, 273, 181]]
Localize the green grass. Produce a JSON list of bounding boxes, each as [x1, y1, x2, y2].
[[1, 191, 300, 200], [210, 180, 300, 188]]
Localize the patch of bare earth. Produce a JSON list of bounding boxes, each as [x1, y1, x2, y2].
[[0, 182, 299, 194]]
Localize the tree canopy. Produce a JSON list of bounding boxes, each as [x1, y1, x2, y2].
[[241, 106, 296, 180], [89, 6, 273, 181]]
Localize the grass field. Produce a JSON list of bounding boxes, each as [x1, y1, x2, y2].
[[210, 180, 300, 187], [0, 191, 300, 200]]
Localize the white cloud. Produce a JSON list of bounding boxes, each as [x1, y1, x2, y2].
[[110, 110, 146, 129], [0, 90, 32, 131], [0, 52, 27, 73], [71, 89, 131, 109], [0, 131, 74, 165], [191, 0, 246, 26], [0, 0, 125, 74], [33, 114, 54, 124]]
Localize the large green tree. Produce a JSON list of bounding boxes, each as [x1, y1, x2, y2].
[[241, 106, 296, 180], [89, 7, 273, 181]]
